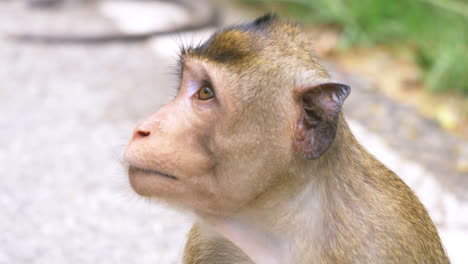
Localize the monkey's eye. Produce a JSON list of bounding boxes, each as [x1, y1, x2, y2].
[[197, 85, 215, 100]]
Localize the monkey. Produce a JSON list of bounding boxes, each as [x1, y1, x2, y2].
[[9, 0, 219, 44], [123, 14, 450, 263]]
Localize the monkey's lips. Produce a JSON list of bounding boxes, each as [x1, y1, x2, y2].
[[127, 165, 180, 197], [128, 166, 178, 180]]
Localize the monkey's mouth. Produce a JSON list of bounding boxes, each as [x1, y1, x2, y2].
[[128, 166, 178, 180]]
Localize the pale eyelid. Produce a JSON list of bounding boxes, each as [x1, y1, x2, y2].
[[187, 79, 200, 95], [180, 62, 216, 99]]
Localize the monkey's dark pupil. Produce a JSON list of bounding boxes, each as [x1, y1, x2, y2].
[[202, 87, 213, 98]]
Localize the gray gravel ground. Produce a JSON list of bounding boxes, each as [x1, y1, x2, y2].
[[1, 1, 467, 264]]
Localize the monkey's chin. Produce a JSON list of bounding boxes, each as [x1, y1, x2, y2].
[[128, 166, 178, 197]]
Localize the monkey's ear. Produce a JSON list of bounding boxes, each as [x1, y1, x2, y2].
[[295, 83, 350, 160]]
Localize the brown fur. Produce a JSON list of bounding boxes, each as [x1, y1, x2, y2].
[[124, 14, 449, 263]]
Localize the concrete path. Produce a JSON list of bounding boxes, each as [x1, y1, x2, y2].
[[0, 1, 466, 263]]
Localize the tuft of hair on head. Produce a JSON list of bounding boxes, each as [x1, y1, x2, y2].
[[250, 12, 279, 30]]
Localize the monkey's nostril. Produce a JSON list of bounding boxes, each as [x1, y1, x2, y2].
[[137, 130, 150, 137]]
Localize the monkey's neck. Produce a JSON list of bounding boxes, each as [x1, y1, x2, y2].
[[205, 212, 291, 263], [203, 174, 324, 263], [203, 119, 377, 264]]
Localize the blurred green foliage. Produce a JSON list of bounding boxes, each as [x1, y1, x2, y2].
[[241, 0, 468, 94]]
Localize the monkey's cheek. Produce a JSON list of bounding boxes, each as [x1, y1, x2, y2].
[[128, 168, 179, 197]]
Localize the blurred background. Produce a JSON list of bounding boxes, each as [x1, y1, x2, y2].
[[0, 0, 466, 263]]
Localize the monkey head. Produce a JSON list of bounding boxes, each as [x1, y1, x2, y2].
[[124, 14, 350, 216]]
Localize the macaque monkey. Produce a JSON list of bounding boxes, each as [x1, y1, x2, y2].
[[124, 14, 449, 264]]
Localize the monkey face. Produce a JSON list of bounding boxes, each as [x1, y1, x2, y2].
[[124, 58, 292, 215]]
